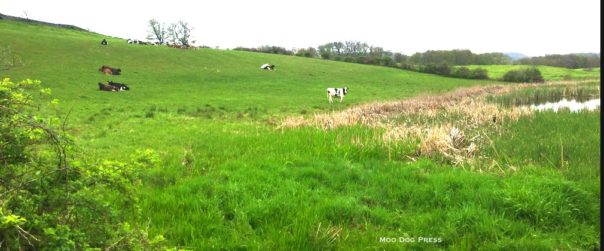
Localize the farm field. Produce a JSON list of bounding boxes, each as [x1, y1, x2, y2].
[[0, 20, 600, 250], [462, 64, 600, 80]]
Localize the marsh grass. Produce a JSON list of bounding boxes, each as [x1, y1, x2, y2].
[[487, 81, 600, 106]]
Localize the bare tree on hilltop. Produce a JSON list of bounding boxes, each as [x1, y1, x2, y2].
[[147, 19, 194, 46], [167, 21, 194, 47], [147, 18, 167, 44]]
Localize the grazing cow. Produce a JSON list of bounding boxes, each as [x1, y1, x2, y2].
[[260, 64, 275, 70], [99, 65, 121, 75], [127, 39, 148, 45], [327, 87, 348, 103], [108, 81, 130, 91], [101, 39, 108, 45], [98, 82, 119, 91]]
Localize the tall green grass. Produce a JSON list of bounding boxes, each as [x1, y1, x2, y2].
[[487, 111, 600, 182]]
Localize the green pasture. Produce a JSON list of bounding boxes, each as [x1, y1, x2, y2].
[[462, 64, 600, 80], [1, 20, 490, 124], [0, 20, 600, 250]]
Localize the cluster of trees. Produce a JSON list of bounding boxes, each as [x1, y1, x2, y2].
[[402, 63, 489, 80], [233, 45, 294, 55], [317, 41, 397, 66], [223, 40, 597, 83], [517, 53, 600, 69], [406, 50, 512, 65], [147, 19, 194, 46]]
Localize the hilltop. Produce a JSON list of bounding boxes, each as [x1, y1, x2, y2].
[[0, 12, 87, 31]]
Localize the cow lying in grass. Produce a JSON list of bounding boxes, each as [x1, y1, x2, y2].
[[108, 81, 130, 91], [99, 65, 121, 75], [327, 87, 348, 103], [98, 82, 119, 91], [127, 39, 149, 45], [98, 81, 130, 91], [260, 64, 275, 70]]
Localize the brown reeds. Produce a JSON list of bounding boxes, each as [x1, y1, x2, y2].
[[279, 80, 592, 165]]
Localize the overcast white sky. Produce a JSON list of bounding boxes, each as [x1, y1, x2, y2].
[[1, 0, 600, 56]]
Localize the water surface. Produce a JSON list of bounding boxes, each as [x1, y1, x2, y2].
[[527, 98, 600, 112]]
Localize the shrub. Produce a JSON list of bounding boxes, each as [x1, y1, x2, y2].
[[469, 68, 489, 79], [502, 67, 544, 83], [0, 78, 166, 249], [452, 66, 472, 78], [420, 63, 451, 76]]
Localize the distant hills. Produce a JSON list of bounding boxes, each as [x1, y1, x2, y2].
[[0, 12, 87, 31], [504, 52, 528, 60]]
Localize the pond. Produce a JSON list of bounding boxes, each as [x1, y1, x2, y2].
[[486, 84, 601, 112], [527, 98, 600, 112]]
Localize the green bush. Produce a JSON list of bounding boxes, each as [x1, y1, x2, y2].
[[452, 66, 472, 78], [502, 67, 545, 83], [469, 67, 489, 79], [420, 63, 451, 76], [0, 78, 167, 250]]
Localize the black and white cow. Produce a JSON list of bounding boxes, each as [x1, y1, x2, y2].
[[98, 82, 119, 91], [327, 87, 348, 103], [127, 39, 148, 45], [108, 81, 130, 91], [260, 64, 275, 70]]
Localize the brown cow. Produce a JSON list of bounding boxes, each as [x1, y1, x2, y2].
[[98, 65, 121, 75]]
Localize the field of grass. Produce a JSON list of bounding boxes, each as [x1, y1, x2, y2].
[[1, 19, 600, 250], [463, 64, 600, 80]]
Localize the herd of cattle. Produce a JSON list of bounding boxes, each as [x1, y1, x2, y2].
[[97, 39, 349, 101], [127, 39, 200, 49]]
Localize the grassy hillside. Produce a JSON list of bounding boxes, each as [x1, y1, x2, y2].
[[0, 19, 600, 250], [1, 20, 490, 122], [463, 64, 600, 80]]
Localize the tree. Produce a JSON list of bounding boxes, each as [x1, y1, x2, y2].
[[393, 53, 408, 64], [295, 47, 318, 58], [167, 21, 194, 46], [146, 19, 167, 44]]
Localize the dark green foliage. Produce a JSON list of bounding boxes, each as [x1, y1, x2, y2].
[[518, 53, 600, 69], [294, 47, 318, 58], [409, 50, 512, 65], [502, 67, 545, 83], [451, 67, 489, 79], [234, 45, 294, 55], [419, 63, 452, 76]]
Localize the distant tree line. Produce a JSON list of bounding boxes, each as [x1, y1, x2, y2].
[[228, 41, 595, 83], [517, 53, 600, 69], [405, 50, 512, 65], [233, 46, 294, 55]]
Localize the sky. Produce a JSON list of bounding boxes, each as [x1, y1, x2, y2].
[[1, 0, 600, 56]]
